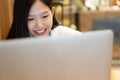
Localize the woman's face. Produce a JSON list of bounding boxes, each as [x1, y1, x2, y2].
[[28, 0, 54, 37]]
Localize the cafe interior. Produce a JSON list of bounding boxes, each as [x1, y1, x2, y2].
[[0, 0, 120, 80]]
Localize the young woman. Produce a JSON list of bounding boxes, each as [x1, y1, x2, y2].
[[7, 0, 81, 39]]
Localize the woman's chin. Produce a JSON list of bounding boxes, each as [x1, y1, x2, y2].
[[34, 34, 50, 37]]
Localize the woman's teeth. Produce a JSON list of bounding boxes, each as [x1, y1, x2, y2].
[[36, 29, 45, 34]]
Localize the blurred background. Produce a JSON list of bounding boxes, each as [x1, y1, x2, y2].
[[0, 0, 120, 79], [54, 0, 120, 55]]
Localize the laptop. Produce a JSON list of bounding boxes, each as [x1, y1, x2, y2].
[[0, 30, 113, 80]]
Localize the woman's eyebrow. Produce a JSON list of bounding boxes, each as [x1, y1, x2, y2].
[[28, 11, 49, 16], [41, 11, 49, 15]]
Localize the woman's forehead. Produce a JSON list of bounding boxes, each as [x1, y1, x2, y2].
[[31, 0, 49, 10], [29, 0, 51, 15]]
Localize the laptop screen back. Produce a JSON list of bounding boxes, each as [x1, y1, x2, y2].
[[0, 30, 113, 80]]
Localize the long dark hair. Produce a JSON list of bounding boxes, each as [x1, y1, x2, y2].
[[7, 0, 59, 39]]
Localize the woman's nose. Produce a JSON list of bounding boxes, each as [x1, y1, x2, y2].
[[36, 19, 42, 28]]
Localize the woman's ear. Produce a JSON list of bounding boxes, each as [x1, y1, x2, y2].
[[52, 7, 55, 15]]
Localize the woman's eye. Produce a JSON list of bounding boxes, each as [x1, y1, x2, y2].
[[42, 15, 48, 18], [28, 18, 34, 21]]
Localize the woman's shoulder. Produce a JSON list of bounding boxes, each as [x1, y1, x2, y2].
[[51, 25, 82, 37]]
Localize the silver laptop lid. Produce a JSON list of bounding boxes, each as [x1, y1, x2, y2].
[[0, 30, 113, 80]]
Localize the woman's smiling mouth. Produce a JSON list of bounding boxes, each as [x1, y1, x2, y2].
[[34, 28, 47, 36]]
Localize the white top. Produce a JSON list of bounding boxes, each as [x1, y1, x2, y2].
[[51, 25, 82, 37]]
